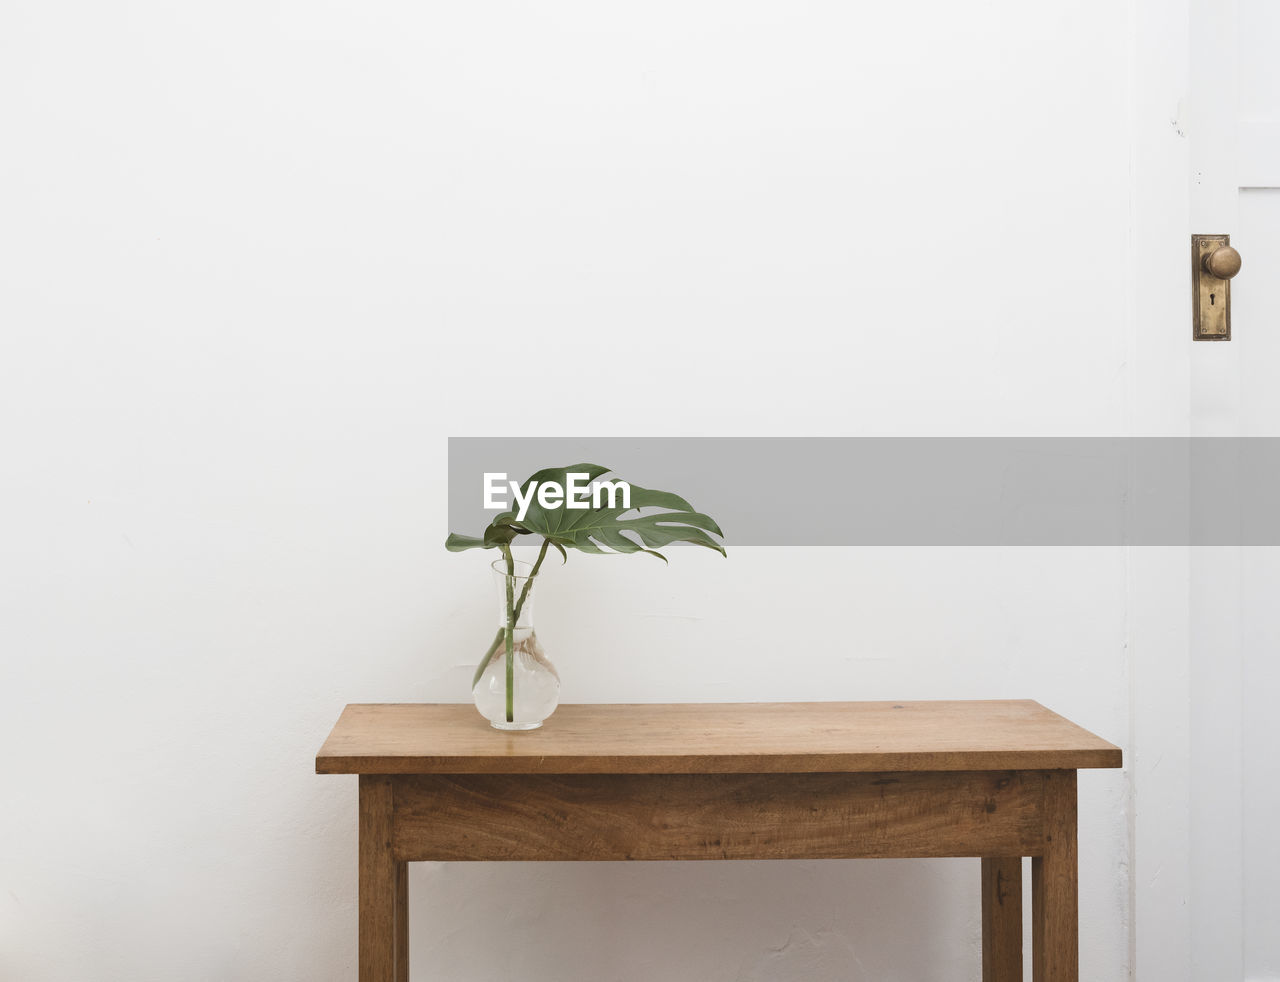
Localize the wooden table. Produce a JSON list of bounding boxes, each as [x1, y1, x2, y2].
[[316, 700, 1122, 982]]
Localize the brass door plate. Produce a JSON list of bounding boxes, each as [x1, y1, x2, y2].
[[1193, 233, 1232, 341]]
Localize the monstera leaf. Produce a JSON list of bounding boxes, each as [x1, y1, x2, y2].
[[446, 463, 725, 561]]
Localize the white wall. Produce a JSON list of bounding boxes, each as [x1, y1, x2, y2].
[[2, 3, 1147, 980]]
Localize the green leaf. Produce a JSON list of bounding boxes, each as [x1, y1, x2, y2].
[[445, 533, 490, 552], [446, 463, 726, 561], [483, 518, 526, 549], [509, 463, 611, 536], [516, 465, 725, 559]]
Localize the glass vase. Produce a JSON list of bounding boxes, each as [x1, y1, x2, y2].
[[472, 559, 560, 730]]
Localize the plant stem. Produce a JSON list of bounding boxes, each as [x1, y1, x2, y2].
[[473, 538, 553, 692], [473, 628, 503, 689], [512, 537, 550, 622], [501, 543, 516, 723]]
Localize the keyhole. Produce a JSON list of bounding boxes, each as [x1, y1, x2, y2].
[[1210, 293, 1216, 306]]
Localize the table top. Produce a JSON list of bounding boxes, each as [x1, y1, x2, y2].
[[315, 700, 1122, 775]]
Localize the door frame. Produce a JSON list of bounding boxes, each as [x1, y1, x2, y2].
[[1129, 0, 1195, 979]]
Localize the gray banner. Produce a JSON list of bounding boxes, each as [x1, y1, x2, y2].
[[446, 437, 1280, 545]]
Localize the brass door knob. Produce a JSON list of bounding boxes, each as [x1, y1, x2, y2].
[[1203, 245, 1242, 279]]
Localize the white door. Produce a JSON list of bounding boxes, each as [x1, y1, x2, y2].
[[1235, 7, 1280, 978], [1189, 1, 1280, 979]]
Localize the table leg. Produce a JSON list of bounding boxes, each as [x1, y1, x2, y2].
[[1032, 770, 1078, 982], [982, 857, 1023, 980], [359, 775, 398, 982], [395, 861, 409, 982]]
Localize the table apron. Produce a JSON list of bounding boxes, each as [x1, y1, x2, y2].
[[386, 769, 1067, 862]]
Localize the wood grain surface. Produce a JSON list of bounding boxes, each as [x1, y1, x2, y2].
[[358, 776, 397, 982], [387, 770, 1050, 862], [1032, 770, 1078, 982], [982, 856, 1024, 981], [317, 701, 1122, 775]]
